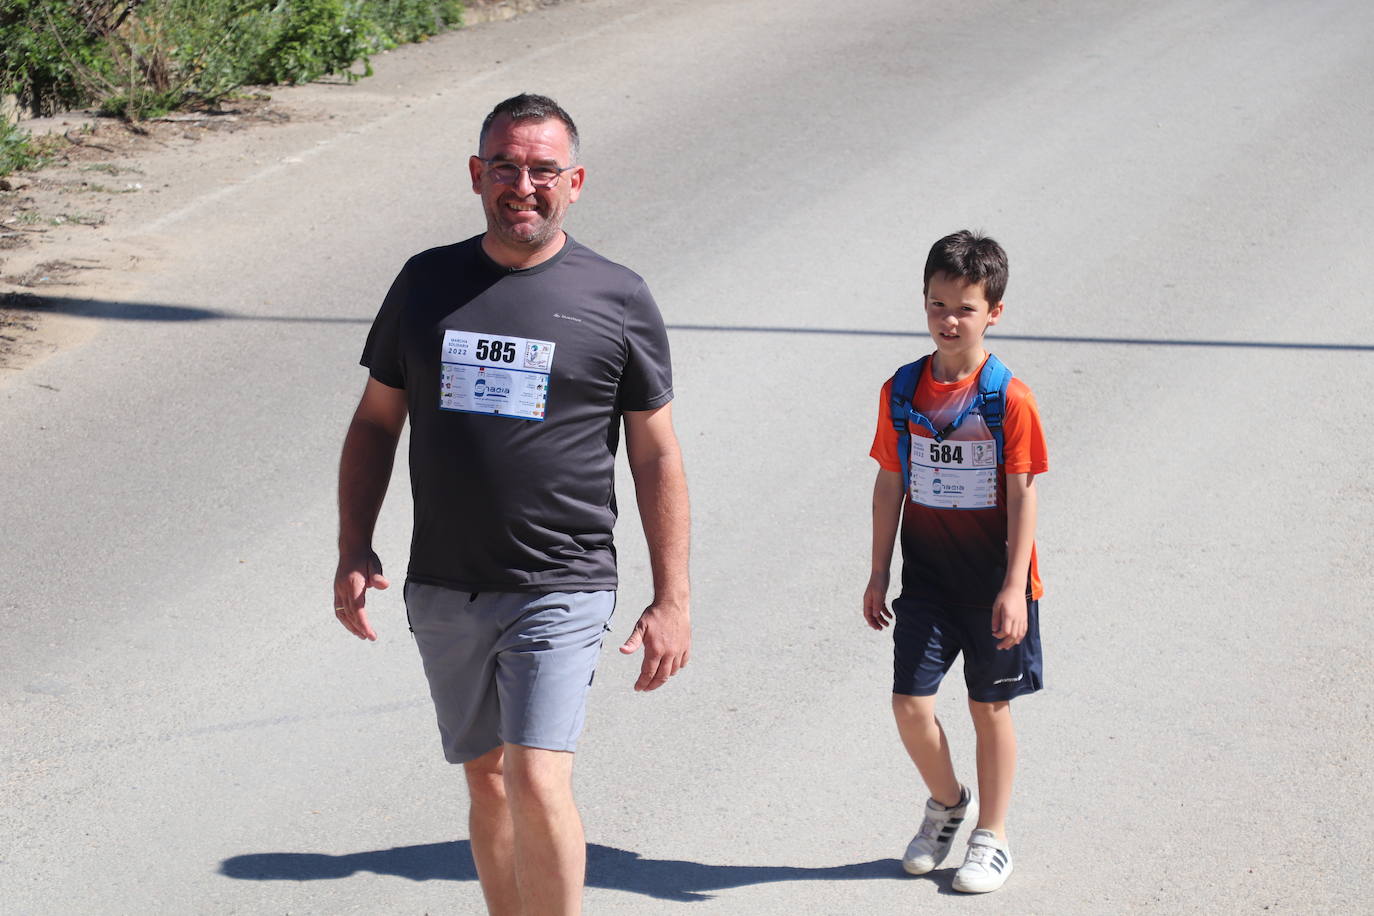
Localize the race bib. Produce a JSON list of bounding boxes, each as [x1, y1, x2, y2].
[[439, 329, 556, 421], [910, 437, 998, 509]]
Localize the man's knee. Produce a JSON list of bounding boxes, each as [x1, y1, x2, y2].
[[502, 744, 575, 809], [465, 745, 507, 805]]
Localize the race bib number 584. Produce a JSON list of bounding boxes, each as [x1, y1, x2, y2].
[[910, 437, 998, 509]]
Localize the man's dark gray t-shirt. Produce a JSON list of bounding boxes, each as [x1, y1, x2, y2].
[[361, 235, 673, 593]]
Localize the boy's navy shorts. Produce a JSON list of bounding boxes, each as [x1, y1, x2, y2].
[[892, 594, 1043, 703]]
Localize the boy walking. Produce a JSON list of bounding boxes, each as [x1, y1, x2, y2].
[[863, 230, 1048, 893]]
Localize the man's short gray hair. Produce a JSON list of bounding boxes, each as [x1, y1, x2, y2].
[[479, 93, 580, 161]]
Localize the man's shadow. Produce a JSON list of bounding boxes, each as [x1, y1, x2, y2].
[[220, 841, 915, 902]]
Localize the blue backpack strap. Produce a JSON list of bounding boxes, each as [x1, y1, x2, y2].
[[891, 354, 1014, 492], [888, 356, 928, 494], [976, 353, 1014, 464]]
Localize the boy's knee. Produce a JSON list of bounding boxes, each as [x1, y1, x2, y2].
[[967, 698, 1012, 723], [892, 692, 938, 722]]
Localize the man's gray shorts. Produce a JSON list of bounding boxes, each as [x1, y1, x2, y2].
[[404, 583, 616, 764]]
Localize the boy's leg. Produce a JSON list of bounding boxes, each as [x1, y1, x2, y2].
[[891, 693, 961, 806], [953, 700, 1017, 894], [950, 598, 1038, 894], [892, 692, 977, 874], [464, 746, 521, 916], [958, 597, 1041, 839], [967, 698, 1016, 838], [890, 596, 964, 806], [892, 597, 979, 874]]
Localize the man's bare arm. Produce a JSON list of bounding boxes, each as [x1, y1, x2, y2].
[[619, 403, 690, 691], [333, 377, 407, 641]]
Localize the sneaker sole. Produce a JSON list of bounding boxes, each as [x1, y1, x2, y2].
[[902, 857, 938, 876], [952, 859, 1013, 893]]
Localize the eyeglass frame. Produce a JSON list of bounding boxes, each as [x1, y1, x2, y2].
[[476, 157, 577, 188]]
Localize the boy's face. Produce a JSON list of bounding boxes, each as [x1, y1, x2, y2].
[[924, 271, 1003, 357]]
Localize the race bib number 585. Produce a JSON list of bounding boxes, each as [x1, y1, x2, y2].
[[439, 329, 556, 421]]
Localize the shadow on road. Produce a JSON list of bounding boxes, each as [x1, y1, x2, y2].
[[667, 323, 1374, 351], [1, 293, 370, 324], [5, 296, 1372, 350], [665, 322, 1374, 351], [219, 841, 906, 902]]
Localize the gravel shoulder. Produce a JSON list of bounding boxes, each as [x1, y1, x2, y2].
[[0, 0, 564, 376]]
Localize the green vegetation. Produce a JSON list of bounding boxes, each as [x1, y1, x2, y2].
[[1, 118, 69, 175], [0, 0, 466, 175], [2, 119, 40, 174]]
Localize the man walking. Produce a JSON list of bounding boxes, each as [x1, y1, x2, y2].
[[333, 93, 690, 915]]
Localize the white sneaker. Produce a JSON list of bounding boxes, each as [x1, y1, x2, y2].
[[901, 787, 977, 875], [952, 828, 1014, 893]]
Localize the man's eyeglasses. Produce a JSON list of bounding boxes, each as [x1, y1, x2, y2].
[[478, 158, 575, 188]]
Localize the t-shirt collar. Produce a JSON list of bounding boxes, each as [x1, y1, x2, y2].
[[477, 234, 574, 276]]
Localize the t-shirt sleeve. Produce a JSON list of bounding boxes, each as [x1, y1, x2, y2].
[[617, 280, 674, 411], [869, 378, 902, 471], [1002, 377, 1049, 475], [359, 261, 411, 390]]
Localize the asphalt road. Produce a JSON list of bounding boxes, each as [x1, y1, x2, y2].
[[3, 0, 1372, 913]]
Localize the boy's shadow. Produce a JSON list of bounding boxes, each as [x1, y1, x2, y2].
[[220, 841, 948, 901]]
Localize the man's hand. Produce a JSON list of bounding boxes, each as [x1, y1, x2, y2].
[[334, 378, 405, 643], [863, 569, 893, 630], [991, 586, 1028, 650], [622, 404, 690, 692], [333, 549, 389, 641], [619, 599, 690, 691]]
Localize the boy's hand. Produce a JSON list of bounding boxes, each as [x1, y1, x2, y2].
[[991, 586, 1027, 650], [863, 570, 893, 630]]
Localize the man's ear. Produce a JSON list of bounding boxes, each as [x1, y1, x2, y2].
[[469, 155, 485, 194], [566, 164, 586, 202], [987, 300, 1005, 325]]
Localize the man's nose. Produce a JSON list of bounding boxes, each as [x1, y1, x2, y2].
[[513, 167, 537, 193]]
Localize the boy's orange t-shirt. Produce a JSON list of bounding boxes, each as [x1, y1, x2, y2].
[[871, 355, 1049, 606]]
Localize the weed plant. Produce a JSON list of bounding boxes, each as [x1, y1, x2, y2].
[[1, 120, 45, 176], [1, 1, 467, 123]]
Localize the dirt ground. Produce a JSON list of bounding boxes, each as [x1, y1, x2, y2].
[[0, 0, 560, 375]]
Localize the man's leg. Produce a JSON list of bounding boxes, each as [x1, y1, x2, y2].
[[967, 698, 1016, 838], [504, 744, 584, 916], [464, 745, 520, 916], [892, 693, 962, 806]]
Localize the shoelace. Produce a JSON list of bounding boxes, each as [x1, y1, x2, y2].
[[964, 843, 996, 868], [916, 817, 944, 841]]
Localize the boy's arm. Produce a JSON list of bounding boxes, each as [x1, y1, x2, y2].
[[992, 472, 1038, 649], [863, 468, 906, 630]]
